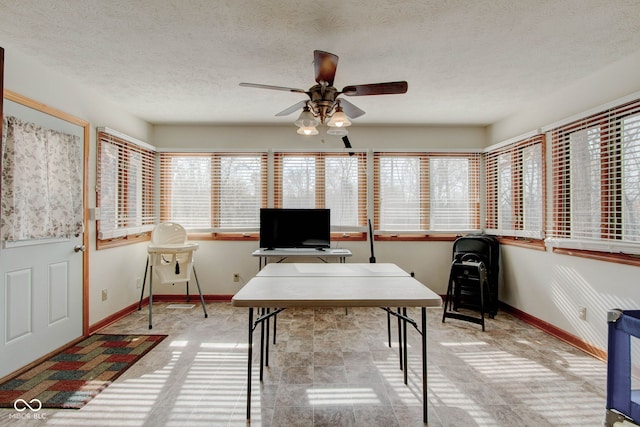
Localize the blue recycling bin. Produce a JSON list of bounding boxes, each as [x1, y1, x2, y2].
[[605, 309, 640, 426]]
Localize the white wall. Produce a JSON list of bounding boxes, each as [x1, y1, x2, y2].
[[3, 46, 152, 325], [488, 50, 640, 351]]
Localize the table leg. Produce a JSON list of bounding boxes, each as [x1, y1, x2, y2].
[[403, 307, 408, 385], [397, 307, 403, 371], [273, 311, 277, 344], [260, 308, 265, 381], [266, 308, 270, 367], [387, 310, 391, 347], [247, 307, 254, 420], [422, 307, 428, 424]]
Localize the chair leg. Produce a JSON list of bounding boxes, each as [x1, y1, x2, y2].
[[139, 257, 149, 311], [192, 265, 208, 318], [442, 271, 455, 323], [479, 277, 486, 332], [186, 281, 190, 302]]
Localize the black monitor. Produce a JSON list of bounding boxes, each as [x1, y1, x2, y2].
[[260, 208, 330, 249]]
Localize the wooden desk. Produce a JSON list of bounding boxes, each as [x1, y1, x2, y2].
[[232, 263, 442, 423]]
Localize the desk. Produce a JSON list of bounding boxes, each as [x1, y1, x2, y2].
[[232, 263, 442, 423], [252, 247, 352, 269]]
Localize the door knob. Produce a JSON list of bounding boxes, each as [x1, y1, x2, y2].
[[74, 244, 86, 253]]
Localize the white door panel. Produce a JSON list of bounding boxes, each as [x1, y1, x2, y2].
[[0, 97, 86, 379]]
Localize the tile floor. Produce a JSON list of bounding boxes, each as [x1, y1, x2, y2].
[[0, 302, 617, 426]]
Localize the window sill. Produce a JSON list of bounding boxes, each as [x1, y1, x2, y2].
[[495, 236, 546, 251], [96, 232, 151, 250], [188, 232, 260, 241], [375, 234, 458, 242], [331, 232, 366, 242], [552, 247, 640, 267]]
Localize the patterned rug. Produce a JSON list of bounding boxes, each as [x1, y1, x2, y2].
[[0, 334, 167, 409]]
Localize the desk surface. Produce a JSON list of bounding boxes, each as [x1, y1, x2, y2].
[[252, 248, 352, 257], [232, 263, 441, 308]]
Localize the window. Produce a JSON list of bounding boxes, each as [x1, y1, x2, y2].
[[273, 152, 367, 233], [485, 135, 545, 239], [373, 152, 480, 236], [548, 98, 640, 254], [96, 128, 156, 246], [159, 152, 267, 234]]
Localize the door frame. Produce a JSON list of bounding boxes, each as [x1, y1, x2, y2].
[[2, 88, 90, 335]]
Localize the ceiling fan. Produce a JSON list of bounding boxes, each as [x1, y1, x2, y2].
[[240, 50, 408, 135]]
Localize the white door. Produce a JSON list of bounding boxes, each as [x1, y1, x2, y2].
[[0, 97, 86, 379]]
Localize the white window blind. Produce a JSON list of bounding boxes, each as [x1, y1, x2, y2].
[[485, 135, 545, 239], [273, 152, 367, 230], [373, 152, 480, 233], [547, 98, 640, 254], [159, 152, 267, 232], [96, 129, 156, 240]]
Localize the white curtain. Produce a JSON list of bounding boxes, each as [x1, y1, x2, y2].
[[1, 116, 83, 241]]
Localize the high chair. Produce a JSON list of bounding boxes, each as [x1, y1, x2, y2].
[[138, 222, 208, 329]]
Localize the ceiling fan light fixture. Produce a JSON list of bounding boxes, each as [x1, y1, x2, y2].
[[327, 107, 351, 128], [297, 126, 319, 136], [294, 107, 319, 128]]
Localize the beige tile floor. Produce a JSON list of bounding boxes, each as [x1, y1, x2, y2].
[[0, 302, 615, 426]]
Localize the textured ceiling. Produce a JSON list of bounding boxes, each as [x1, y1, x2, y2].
[[1, 0, 640, 125]]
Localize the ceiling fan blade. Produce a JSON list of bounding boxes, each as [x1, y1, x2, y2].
[[338, 99, 366, 119], [275, 100, 309, 117], [341, 81, 408, 96], [314, 50, 339, 86], [239, 82, 307, 94]]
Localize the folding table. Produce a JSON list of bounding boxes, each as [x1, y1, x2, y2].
[[231, 262, 442, 423]]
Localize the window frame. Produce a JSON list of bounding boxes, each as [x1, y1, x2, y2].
[[96, 128, 156, 249], [373, 151, 481, 241], [547, 98, 640, 259], [484, 134, 546, 249], [159, 151, 267, 240], [273, 151, 368, 241]]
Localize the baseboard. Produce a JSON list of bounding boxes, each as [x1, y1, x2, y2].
[[148, 294, 234, 303], [89, 294, 234, 334], [89, 300, 142, 334], [499, 302, 607, 362]]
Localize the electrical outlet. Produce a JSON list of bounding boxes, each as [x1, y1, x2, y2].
[[136, 277, 141, 289], [101, 289, 108, 302], [578, 306, 587, 320], [233, 273, 240, 282]]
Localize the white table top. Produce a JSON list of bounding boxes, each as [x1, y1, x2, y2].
[[256, 262, 409, 277], [252, 248, 352, 257], [232, 263, 441, 308]]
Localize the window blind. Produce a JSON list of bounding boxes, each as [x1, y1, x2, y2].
[[548, 98, 640, 254], [373, 152, 480, 233], [273, 151, 367, 230], [485, 135, 545, 239], [96, 129, 156, 240], [159, 152, 267, 231]]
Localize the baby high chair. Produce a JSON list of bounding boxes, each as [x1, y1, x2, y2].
[[138, 222, 208, 329]]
